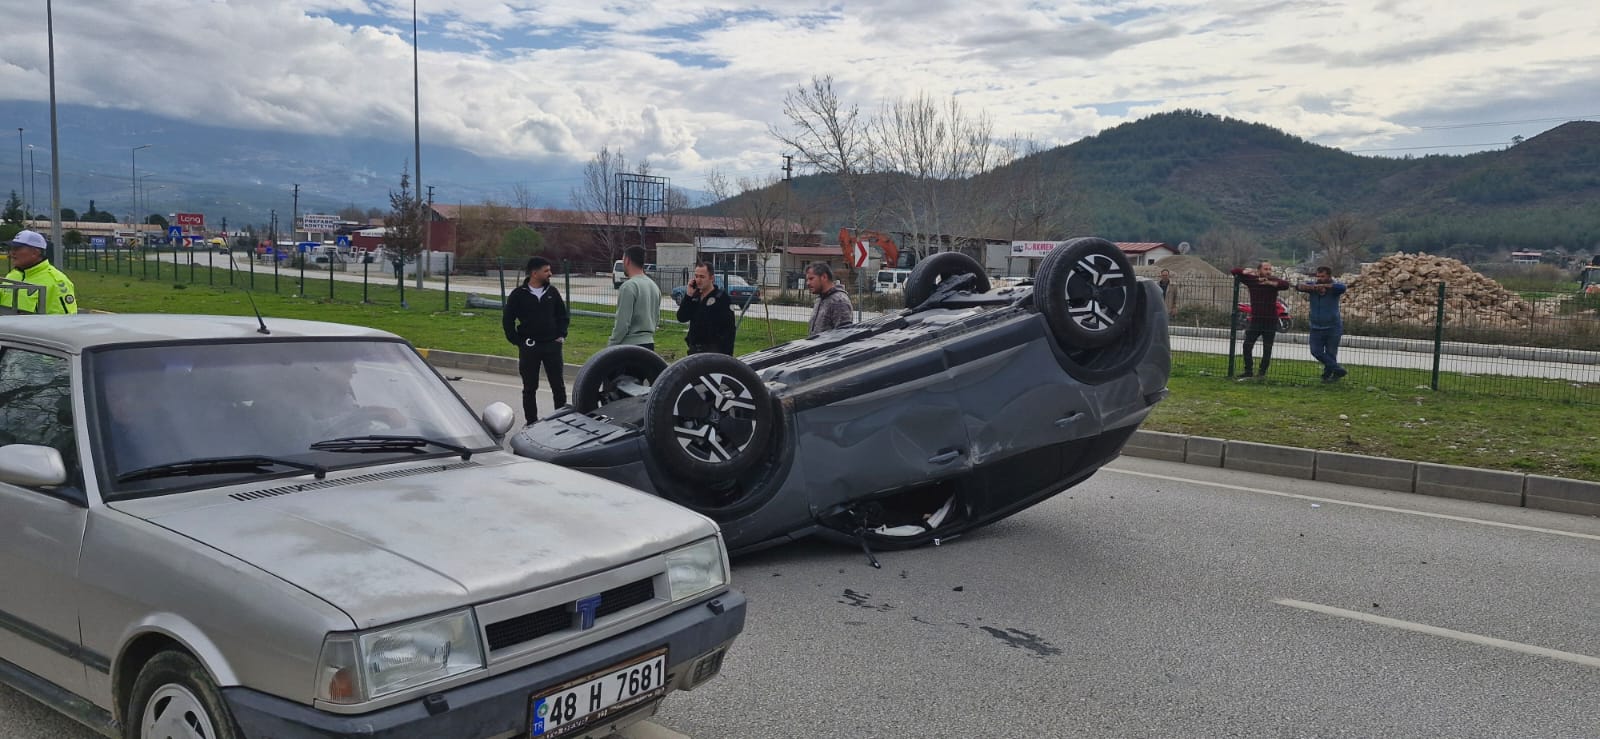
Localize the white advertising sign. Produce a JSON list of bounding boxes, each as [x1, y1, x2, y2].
[[301, 214, 339, 233], [1011, 240, 1063, 258]]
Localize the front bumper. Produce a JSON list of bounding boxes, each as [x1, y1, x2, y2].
[[223, 590, 747, 739]]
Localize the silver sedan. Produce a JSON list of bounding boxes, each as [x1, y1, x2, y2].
[[0, 314, 744, 739]]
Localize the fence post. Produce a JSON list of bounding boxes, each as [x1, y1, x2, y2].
[[563, 259, 571, 301], [249, 249, 255, 291], [1227, 278, 1242, 377], [208, 249, 214, 286], [188, 245, 195, 283], [273, 249, 279, 293], [443, 253, 451, 311], [497, 258, 507, 302], [362, 259, 369, 303], [329, 257, 335, 301], [1431, 281, 1446, 391], [299, 249, 306, 296], [228, 249, 234, 287], [142, 246, 148, 280]]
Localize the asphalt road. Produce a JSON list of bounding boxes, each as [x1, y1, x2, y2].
[[6, 364, 1597, 739]]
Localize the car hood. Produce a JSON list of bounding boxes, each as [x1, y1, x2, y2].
[[110, 456, 718, 628]]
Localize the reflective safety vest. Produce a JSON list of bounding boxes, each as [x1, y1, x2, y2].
[[1, 260, 78, 314]]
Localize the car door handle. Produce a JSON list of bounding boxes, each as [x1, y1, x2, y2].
[[928, 450, 962, 465], [1055, 412, 1084, 428]]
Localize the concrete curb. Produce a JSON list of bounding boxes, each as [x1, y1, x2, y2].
[[417, 346, 1599, 520], [1125, 429, 1598, 517]]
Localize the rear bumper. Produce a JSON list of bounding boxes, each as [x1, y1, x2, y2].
[[223, 590, 746, 739]]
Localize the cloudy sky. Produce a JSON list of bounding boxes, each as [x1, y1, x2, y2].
[[1, 0, 1596, 192]]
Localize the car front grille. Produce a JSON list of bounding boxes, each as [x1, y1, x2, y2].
[[483, 577, 656, 652]]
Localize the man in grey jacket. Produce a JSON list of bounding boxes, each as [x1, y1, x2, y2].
[[806, 262, 853, 335], [609, 246, 662, 350]]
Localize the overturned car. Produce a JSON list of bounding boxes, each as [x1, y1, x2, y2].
[[512, 237, 1171, 556]]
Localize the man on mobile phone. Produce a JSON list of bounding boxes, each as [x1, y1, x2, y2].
[[676, 261, 736, 355]]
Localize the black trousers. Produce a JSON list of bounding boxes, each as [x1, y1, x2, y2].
[[518, 341, 567, 422], [1242, 318, 1277, 375]]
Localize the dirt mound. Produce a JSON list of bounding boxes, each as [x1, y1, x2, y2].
[[1345, 253, 1551, 325]]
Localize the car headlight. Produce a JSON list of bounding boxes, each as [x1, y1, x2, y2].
[[316, 610, 485, 704], [666, 537, 728, 602]]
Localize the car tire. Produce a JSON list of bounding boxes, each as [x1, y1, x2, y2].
[[124, 650, 241, 739], [572, 345, 669, 413], [904, 252, 992, 308], [644, 354, 775, 479], [1033, 237, 1139, 349], [1050, 282, 1154, 385]]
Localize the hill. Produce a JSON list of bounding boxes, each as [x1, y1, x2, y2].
[[727, 111, 1600, 261]]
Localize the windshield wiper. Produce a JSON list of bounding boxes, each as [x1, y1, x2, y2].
[[308, 435, 474, 460], [117, 455, 327, 483]]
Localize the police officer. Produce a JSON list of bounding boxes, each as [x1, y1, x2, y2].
[[2, 230, 77, 314], [676, 261, 736, 355]]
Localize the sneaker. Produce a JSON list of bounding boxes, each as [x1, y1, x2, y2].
[[1332, 367, 1348, 379], [1236, 374, 1257, 382]]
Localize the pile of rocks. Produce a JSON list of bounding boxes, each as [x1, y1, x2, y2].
[[1343, 253, 1552, 326]]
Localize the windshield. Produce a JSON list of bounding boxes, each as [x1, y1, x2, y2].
[[726, 276, 750, 287], [90, 339, 497, 499]]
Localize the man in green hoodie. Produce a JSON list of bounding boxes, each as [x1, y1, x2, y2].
[[609, 246, 661, 350]]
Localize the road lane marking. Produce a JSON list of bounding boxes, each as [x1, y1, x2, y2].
[[1273, 599, 1600, 669], [1106, 467, 1600, 543]]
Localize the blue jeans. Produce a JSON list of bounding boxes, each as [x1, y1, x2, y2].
[[1308, 328, 1344, 377]]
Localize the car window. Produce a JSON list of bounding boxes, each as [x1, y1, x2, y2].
[[91, 339, 499, 499], [0, 348, 82, 490]]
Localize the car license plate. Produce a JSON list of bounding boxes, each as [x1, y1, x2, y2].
[[529, 648, 668, 737]]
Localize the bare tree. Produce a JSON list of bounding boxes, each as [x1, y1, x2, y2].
[[452, 199, 517, 268], [570, 146, 630, 264], [510, 183, 536, 226], [870, 92, 1000, 259], [974, 135, 1075, 241], [1307, 212, 1378, 274], [1199, 225, 1264, 270], [769, 75, 875, 231]]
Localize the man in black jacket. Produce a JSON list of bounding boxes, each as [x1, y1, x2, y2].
[[502, 256, 570, 424], [676, 262, 736, 355]]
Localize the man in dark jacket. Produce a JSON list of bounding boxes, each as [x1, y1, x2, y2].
[[1230, 261, 1292, 380], [502, 256, 570, 424], [676, 262, 737, 355]]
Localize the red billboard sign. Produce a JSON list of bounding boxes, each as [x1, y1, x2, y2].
[[175, 213, 205, 227]]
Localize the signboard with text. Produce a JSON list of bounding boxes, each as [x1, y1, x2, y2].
[[301, 214, 338, 233], [175, 213, 205, 227], [1010, 240, 1063, 258]]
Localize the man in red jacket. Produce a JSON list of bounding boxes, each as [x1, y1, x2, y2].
[[1230, 261, 1291, 380]]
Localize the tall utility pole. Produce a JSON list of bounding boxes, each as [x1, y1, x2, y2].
[[424, 184, 434, 279], [781, 154, 793, 251], [412, 0, 425, 288], [47, 0, 63, 263], [28, 146, 36, 221], [15, 128, 21, 209], [130, 144, 150, 225], [291, 183, 300, 243]]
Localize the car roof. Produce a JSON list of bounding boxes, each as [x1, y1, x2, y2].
[[0, 314, 401, 354]]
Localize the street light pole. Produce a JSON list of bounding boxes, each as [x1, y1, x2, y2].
[[47, 0, 64, 263], [412, 0, 424, 289], [28, 146, 36, 223], [130, 144, 150, 226], [15, 128, 21, 208]]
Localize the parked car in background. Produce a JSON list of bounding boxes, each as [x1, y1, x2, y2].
[[875, 268, 912, 292], [612, 260, 659, 288], [0, 314, 744, 739], [670, 274, 761, 306]]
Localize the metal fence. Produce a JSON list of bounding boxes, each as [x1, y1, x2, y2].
[[1167, 275, 1600, 404], [58, 247, 1600, 404]]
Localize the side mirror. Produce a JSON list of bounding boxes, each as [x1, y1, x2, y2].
[[0, 444, 68, 488], [481, 402, 515, 437]]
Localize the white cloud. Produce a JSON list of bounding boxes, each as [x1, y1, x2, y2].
[[1, 0, 1596, 185]]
